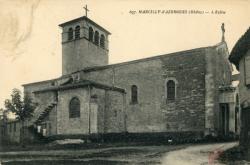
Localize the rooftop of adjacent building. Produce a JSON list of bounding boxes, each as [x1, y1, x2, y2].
[[229, 27, 250, 70]]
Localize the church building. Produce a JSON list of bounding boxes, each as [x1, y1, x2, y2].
[[4, 12, 239, 143]]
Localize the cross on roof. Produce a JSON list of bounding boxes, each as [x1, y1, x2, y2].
[[221, 23, 225, 42], [83, 5, 90, 17]]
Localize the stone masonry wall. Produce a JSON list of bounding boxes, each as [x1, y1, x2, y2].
[[91, 88, 125, 134], [55, 87, 125, 136], [238, 50, 250, 147], [5, 121, 21, 143], [80, 49, 207, 134], [104, 90, 125, 133], [239, 50, 250, 105], [62, 38, 108, 75], [57, 88, 90, 135], [23, 81, 54, 99], [205, 43, 232, 135]]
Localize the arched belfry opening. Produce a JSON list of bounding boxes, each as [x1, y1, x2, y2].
[[89, 27, 93, 42], [100, 34, 105, 48], [59, 10, 111, 75], [75, 26, 80, 39], [68, 28, 73, 40], [94, 31, 99, 45]]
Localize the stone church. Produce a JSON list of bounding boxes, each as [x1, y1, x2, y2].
[[4, 14, 239, 143]]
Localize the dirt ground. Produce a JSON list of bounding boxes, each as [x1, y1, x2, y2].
[[162, 142, 239, 165], [0, 142, 244, 165]]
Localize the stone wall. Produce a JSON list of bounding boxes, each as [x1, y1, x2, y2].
[[57, 88, 90, 135], [239, 50, 250, 104], [5, 121, 21, 143], [204, 43, 233, 136], [238, 50, 250, 146], [103, 90, 126, 133], [79, 48, 207, 134], [23, 80, 54, 99], [62, 38, 108, 75]]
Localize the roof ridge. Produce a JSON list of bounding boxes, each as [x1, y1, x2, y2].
[[70, 45, 212, 75]]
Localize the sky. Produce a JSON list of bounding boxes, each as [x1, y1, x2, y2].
[[0, 0, 249, 109]]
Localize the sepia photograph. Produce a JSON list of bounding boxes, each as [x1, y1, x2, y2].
[[0, 0, 250, 164]]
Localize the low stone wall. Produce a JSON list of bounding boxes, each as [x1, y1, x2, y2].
[[45, 131, 204, 143]]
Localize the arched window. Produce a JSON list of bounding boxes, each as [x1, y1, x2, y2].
[[94, 31, 99, 45], [131, 85, 138, 104], [69, 97, 80, 118], [167, 80, 175, 100], [75, 26, 80, 39], [68, 28, 73, 40], [100, 34, 105, 48], [88, 27, 93, 41]]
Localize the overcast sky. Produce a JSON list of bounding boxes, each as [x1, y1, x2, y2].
[[0, 0, 249, 109]]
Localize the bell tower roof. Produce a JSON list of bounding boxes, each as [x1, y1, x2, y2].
[[59, 16, 111, 35]]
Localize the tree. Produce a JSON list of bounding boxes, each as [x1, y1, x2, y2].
[[0, 108, 7, 120], [4, 88, 36, 145]]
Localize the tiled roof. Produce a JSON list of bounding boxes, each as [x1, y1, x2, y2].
[[218, 85, 236, 91], [59, 16, 111, 35], [229, 27, 250, 70], [33, 79, 126, 94]]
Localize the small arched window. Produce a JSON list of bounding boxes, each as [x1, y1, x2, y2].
[[68, 28, 73, 40], [167, 80, 175, 100], [75, 26, 80, 39], [131, 85, 138, 104], [100, 34, 105, 48], [94, 31, 99, 45], [69, 97, 80, 118], [88, 27, 93, 42]]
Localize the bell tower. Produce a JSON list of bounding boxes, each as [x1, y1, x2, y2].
[[59, 7, 111, 75]]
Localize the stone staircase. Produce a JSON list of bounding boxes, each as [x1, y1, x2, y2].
[[34, 102, 57, 125], [31, 102, 57, 143]]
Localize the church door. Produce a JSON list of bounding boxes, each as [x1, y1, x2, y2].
[[220, 103, 229, 136]]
